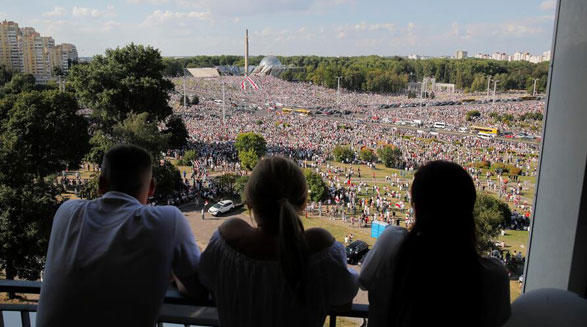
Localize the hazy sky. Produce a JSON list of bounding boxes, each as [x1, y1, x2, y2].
[[1, 0, 557, 57]]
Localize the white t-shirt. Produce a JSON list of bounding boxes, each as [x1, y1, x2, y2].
[[36, 192, 201, 327], [199, 230, 359, 327], [359, 225, 511, 327]]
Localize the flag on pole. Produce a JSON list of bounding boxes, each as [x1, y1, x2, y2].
[[246, 75, 260, 90], [241, 80, 247, 90]]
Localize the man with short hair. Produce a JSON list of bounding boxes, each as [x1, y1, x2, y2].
[[37, 144, 204, 327]]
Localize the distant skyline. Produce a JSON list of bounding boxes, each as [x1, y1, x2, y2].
[[2, 0, 557, 57]]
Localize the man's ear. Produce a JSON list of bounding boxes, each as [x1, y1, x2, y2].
[[148, 177, 156, 197], [98, 176, 108, 195]]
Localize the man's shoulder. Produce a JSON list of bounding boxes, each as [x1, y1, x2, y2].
[[142, 205, 184, 223], [59, 198, 86, 209], [55, 198, 87, 217]]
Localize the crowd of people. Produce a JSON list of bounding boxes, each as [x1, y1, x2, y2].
[[63, 76, 540, 237], [169, 77, 542, 227]]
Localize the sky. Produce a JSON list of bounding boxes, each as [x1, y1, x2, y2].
[[1, 0, 557, 57]]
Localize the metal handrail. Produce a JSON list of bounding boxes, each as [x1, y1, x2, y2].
[[0, 279, 368, 326]]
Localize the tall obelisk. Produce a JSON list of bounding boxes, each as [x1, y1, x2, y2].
[[244, 29, 249, 76]]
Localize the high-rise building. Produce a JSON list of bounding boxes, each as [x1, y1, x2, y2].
[[491, 52, 507, 61], [0, 20, 23, 71], [455, 50, 468, 59], [55, 43, 78, 73], [0, 20, 78, 83]]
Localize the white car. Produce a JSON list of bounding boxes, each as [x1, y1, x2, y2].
[[208, 200, 234, 216]]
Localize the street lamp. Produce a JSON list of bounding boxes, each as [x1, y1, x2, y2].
[[492, 80, 500, 106]]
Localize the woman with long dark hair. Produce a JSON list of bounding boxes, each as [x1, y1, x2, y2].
[[359, 160, 510, 326], [199, 156, 358, 326]]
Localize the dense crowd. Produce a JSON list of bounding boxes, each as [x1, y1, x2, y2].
[[165, 77, 543, 231], [67, 76, 540, 236]]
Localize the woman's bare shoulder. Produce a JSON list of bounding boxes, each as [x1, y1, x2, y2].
[[218, 218, 254, 241], [304, 227, 335, 253]]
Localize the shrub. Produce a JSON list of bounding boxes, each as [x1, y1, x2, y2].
[[333, 145, 355, 163], [474, 161, 491, 169], [360, 148, 377, 163], [492, 162, 509, 174]]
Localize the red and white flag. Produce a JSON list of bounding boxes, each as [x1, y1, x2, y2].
[[246, 75, 260, 90], [241, 80, 247, 90]]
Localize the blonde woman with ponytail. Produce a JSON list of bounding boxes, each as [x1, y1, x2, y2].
[[199, 156, 358, 327]]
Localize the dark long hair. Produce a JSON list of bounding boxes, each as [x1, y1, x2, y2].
[[244, 156, 309, 301], [389, 160, 482, 326]]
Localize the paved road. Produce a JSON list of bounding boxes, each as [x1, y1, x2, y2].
[[313, 113, 541, 145]]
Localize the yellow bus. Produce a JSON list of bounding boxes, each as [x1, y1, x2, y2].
[[471, 126, 499, 135], [282, 108, 293, 114], [295, 109, 311, 116]]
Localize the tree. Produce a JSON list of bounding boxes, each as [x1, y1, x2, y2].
[[191, 95, 199, 105], [164, 116, 189, 149], [235, 132, 266, 170], [0, 90, 90, 281], [69, 43, 174, 127], [111, 112, 169, 159], [152, 161, 182, 200], [0, 64, 14, 88], [79, 175, 100, 200], [178, 149, 197, 166], [474, 194, 511, 253], [164, 55, 549, 93], [0, 181, 60, 280], [305, 171, 328, 202], [234, 175, 249, 202], [239, 148, 260, 171], [85, 130, 115, 164], [360, 148, 377, 163], [333, 145, 354, 163], [2, 73, 36, 95], [235, 132, 267, 157], [52, 66, 64, 77], [0, 90, 89, 181], [466, 110, 481, 121], [377, 145, 403, 168], [216, 173, 238, 195], [280, 69, 294, 81]]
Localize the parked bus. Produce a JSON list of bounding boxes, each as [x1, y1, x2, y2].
[[433, 122, 446, 129], [471, 126, 499, 135], [282, 108, 293, 114], [295, 109, 312, 116]]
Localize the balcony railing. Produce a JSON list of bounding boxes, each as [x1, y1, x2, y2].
[[0, 279, 368, 327]]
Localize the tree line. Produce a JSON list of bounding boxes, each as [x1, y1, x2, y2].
[[163, 55, 549, 94]]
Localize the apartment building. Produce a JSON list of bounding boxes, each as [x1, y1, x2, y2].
[[0, 20, 78, 84], [0, 20, 23, 71]]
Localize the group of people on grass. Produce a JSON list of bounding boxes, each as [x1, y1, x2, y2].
[[37, 144, 511, 327]]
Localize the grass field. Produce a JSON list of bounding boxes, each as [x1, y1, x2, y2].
[[302, 216, 375, 246], [498, 230, 529, 256]]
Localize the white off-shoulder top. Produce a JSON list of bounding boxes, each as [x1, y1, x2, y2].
[[199, 230, 359, 327]]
